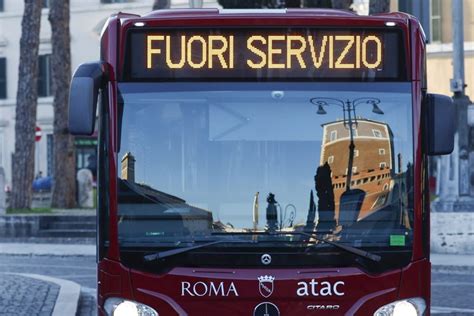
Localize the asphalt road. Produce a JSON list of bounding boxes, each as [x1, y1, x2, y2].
[[0, 254, 473, 316], [431, 269, 474, 315]]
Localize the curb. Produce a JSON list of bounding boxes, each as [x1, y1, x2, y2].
[[0, 243, 95, 256], [432, 306, 474, 314], [0, 237, 95, 244], [10, 273, 81, 316], [432, 265, 474, 275], [430, 253, 474, 274]]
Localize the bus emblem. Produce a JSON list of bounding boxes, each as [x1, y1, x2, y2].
[[258, 275, 275, 298], [261, 253, 272, 265]]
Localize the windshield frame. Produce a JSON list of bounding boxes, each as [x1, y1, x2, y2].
[[115, 81, 415, 272]]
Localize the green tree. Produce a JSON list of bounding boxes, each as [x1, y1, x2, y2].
[[218, 0, 265, 8], [11, 0, 42, 209], [218, 0, 351, 9], [369, 0, 390, 14], [49, 0, 76, 208], [330, 0, 352, 9], [153, 0, 170, 9], [304, 0, 332, 8]]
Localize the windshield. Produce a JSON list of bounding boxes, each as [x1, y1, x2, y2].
[[117, 82, 414, 270]]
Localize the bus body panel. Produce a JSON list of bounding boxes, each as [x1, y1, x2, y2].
[[97, 10, 429, 315], [412, 78, 426, 262], [96, 258, 432, 315], [399, 259, 431, 316], [129, 266, 401, 315], [100, 14, 120, 262]]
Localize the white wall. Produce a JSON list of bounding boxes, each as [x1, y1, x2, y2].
[[432, 212, 474, 254], [0, 0, 220, 187]]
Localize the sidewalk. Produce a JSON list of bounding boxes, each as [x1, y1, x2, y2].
[[0, 273, 80, 316], [0, 243, 95, 256], [431, 253, 474, 275], [431, 253, 474, 267]]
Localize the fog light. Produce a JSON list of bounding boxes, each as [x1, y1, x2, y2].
[[374, 298, 425, 316], [104, 297, 158, 316]]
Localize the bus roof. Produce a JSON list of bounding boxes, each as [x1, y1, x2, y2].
[[117, 9, 415, 25]]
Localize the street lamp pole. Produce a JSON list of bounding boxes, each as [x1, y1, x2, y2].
[[345, 100, 356, 192], [311, 97, 383, 192], [451, 0, 473, 197]]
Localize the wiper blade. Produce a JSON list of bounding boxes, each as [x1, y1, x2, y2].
[[298, 232, 381, 263], [211, 231, 380, 262], [143, 239, 251, 261]]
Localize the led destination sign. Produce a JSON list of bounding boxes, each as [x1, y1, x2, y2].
[[127, 28, 404, 80]]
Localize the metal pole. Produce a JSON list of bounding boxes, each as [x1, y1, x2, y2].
[[451, 0, 472, 197], [345, 100, 355, 192], [452, 0, 465, 95]]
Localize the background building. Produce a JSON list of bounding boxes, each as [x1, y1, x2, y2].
[[424, 0, 473, 97], [348, 0, 473, 97], [0, 0, 218, 188], [320, 119, 394, 221]]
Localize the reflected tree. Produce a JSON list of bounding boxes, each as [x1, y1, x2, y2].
[[315, 162, 336, 232], [305, 190, 316, 232]]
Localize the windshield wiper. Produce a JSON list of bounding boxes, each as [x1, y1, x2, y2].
[[212, 231, 381, 263], [298, 232, 381, 263], [143, 239, 252, 262], [142, 231, 380, 262]]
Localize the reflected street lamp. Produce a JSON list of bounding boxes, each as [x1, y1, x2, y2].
[[311, 97, 384, 191]]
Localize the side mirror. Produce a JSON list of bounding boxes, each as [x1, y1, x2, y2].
[[426, 94, 456, 155], [68, 62, 108, 135]]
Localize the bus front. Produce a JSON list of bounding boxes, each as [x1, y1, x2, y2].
[[69, 9, 455, 316]]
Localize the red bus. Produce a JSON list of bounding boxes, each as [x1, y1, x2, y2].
[[69, 9, 456, 316]]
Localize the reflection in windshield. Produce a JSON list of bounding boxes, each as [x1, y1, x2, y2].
[[319, 117, 412, 231], [117, 83, 413, 253]]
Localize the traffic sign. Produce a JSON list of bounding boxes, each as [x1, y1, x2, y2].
[[35, 126, 42, 142]]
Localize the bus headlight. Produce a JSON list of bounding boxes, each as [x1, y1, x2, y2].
[[104, 297, 158, 316], [374, 298, 426, 316]]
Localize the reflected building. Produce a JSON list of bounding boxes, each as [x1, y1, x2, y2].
[[118, 152, 214, 237], [121, 152, 136, 183], [320, 118, 395, 224]]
